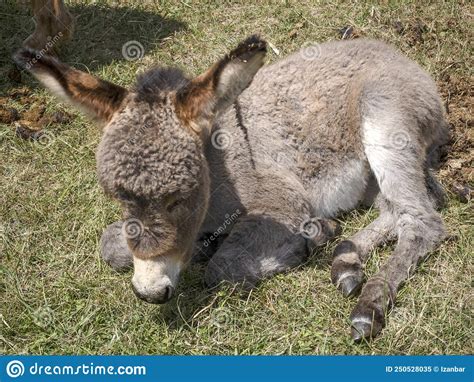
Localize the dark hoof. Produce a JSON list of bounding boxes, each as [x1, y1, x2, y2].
[[338, 273, 363, 297], [350, 309, 385, 342], [351, 319, 373, 342], [349, 278, 394, 342], [331, 240, 364, 297], [350, 316, 384, 342]]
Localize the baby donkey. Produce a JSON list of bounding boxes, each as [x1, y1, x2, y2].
[[15, 35, 448, 341]]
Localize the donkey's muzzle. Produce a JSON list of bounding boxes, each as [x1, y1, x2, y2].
[[131, 282, 174, 304]]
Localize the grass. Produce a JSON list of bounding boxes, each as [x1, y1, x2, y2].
[[0, 0, 472, 355]]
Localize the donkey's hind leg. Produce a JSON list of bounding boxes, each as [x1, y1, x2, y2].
[[349, 118, 446, 341], [425, 168, 446, 210], [331, 201, 396, 297]]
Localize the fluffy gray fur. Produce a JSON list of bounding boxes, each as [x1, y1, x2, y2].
[[17, 37, 449, 341]]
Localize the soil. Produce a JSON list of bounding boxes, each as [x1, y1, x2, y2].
[[0, 86, 72, 141]]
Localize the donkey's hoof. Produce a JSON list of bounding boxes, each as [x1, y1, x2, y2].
[[350, 314, 384, 342], [350, 319, 373, 342], [331, 240, 363, 297], [338, 274, 363, 297], [350, 317, 384, 342]]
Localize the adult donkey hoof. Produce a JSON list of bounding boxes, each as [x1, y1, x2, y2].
[[100, 221, 133, 272]]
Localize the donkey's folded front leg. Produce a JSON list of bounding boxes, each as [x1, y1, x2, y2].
[[204, 215, 309, 289]]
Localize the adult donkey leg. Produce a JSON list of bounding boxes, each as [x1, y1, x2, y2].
[[24, 0, 74, 53], [331, 200, 396, 297], [349, 117, 446, 341]]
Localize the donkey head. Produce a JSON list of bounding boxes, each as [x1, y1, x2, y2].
[[15, 36, 267, 304]]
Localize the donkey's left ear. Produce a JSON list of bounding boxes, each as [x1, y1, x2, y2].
[[14, 49, 128, 122], [176, 35, 266, 132]]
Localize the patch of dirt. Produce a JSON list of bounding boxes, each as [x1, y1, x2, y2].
[[392, 19, 428, 46], [15, 124, 45, 141], [437, 73, 473, 203], [0, 86, 73, 138], [0, 106, 20, 124]]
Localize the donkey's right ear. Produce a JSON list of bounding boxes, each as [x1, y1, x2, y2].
[[175, 35, 267, 133], [14, 49, 128, 122]]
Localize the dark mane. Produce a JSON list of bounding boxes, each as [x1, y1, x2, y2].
[[135, 67, 190, 103]]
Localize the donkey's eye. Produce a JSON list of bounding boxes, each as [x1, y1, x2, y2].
[[166, 199, 183, 213], [116, 190, 148, 208], [116, 191, 132, 202]]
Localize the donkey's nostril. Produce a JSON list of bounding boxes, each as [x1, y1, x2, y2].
[[164, 285, 174, 301]]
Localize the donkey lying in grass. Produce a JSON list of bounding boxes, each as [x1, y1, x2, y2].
[[15, 35, 448, 341]]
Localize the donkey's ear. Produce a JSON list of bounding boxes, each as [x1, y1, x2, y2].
[[14, 49, 128, 122], [176, 35, 266, 132]]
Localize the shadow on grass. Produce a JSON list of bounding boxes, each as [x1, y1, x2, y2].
[[158, 269, 253, 332], [0, 1, 186, 93], [157, 234, 338, 330]]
